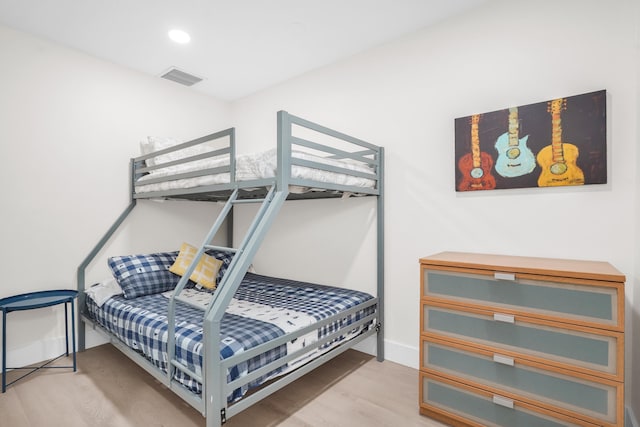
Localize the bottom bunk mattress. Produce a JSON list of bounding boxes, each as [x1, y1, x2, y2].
[[85, 272, 376, 401]]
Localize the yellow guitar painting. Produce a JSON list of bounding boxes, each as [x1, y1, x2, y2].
[[537, 98, 584, 187]]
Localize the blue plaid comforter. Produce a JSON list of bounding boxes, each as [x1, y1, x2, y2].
[[86, 272, 375, 401]]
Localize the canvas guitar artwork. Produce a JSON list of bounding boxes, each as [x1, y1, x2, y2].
[[454, 89, 606, 191], [494, 107, 535, 178], [536, 98, 585, 186], [457, 114, 496, 191]]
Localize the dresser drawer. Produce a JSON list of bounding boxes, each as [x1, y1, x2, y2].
[[420, 373, 598, 427], [421, 338, 621, 425], [422, 268, 621, 329], [422, 303, 622, 380]]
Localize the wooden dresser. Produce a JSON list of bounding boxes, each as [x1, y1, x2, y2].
[[419, 252, 625, 427]]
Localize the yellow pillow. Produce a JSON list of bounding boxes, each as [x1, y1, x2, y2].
[[169, 243, 222, 289]]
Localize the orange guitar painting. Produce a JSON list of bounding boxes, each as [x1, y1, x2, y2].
[[536, 98, 585, 186], [457, 114, 496, 191]]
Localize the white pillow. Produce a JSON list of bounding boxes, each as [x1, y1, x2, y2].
[[143, 136, 227, 177], [146, 136, 183, 167], [86, 278, 123, 307], [139, 139, 158, 167]]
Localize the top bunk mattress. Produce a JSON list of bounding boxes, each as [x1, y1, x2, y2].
[[135, 148, 376, 195], [132, 112, 383, 200]]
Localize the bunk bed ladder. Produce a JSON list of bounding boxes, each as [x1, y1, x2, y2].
[[202, 186, 289, 427], [166, 186, 290, 420], [165, 188, 239, 387]]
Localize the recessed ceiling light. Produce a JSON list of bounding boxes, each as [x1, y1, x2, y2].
[[168, 29, 190, 44]]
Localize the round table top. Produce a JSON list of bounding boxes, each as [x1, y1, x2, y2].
[[0, 289, 78, 312]]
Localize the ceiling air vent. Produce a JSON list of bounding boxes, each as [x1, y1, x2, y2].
[[160, 67, 203, 86]]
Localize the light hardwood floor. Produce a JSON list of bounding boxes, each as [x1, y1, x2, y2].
[[0, 345, 445, 427]]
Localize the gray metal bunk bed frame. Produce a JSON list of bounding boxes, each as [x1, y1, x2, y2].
[[77, 111, 384, 427]]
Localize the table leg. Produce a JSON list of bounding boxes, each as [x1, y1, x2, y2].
[[71, 300, 76, 371], [2, 311, 6, 393], [64, 303, 69, 357]]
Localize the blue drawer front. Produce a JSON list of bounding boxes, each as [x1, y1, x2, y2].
[[424, 378, 575, 427], [426, 307, 611, 369], [425, 342, 610, 416], [426, 271, 614, 322]]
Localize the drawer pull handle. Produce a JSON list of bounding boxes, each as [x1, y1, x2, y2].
[[493, 313, 515, 323], [494, 272, 515, 281], [493, 354, 514, 366], [493, 395, 514, 409]]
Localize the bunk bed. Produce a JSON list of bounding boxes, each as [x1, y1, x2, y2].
[[77, 111, 384, 427]]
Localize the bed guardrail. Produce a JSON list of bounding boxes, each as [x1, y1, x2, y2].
[[277, 111, 382, 195], [132, 128, 236, 199], [224, 298, 378, 419]]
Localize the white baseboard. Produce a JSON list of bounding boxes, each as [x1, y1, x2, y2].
[[351, 335, 377, 356], [4, 329, 108, 369], [4, 336, 70, 369], [352, 336, 418, 369], [383, 339, 419, 369], [85, 328, 110, 349]]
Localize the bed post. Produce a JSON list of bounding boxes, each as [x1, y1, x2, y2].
[[227, 126, 236, 249], [376, 147, 385, 362], [276, 110, 291, 192]]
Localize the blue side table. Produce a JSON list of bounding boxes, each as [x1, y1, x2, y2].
[[0, 289, 78, 392]]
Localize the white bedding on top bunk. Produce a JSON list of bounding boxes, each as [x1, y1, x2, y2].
[[135, 148, 376, 194]]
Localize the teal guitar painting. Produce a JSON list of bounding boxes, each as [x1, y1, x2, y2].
[[494, 107, 536, 178]]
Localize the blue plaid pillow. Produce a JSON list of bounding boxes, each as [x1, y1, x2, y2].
[[108, 251, 180, 299], [204, 248, 236, 286]]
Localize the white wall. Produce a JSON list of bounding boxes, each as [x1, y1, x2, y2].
[[1, 0, 639, 422], [0, 24, 230, 365], [230, 0, 640, 418]]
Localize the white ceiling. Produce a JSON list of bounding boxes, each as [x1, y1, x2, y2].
[[0, 0, 486, 101]]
